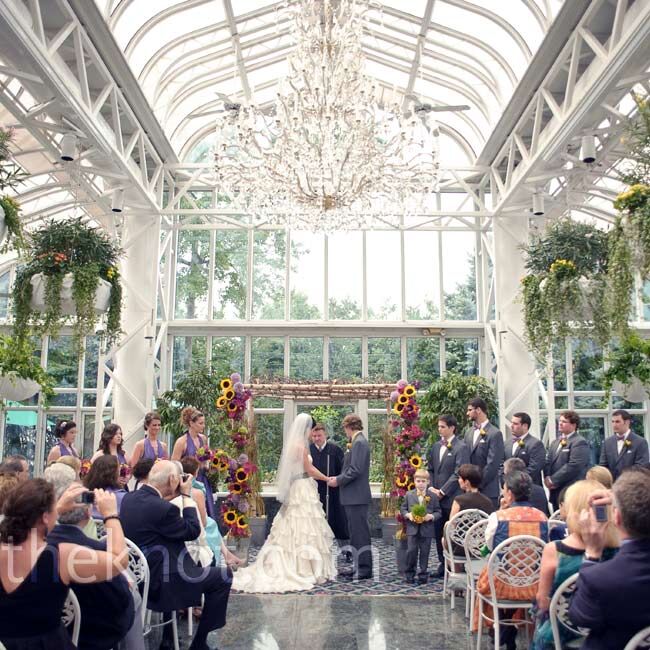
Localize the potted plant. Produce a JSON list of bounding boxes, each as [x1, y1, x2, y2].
[[12, 218, 123, 351], [0, 126, 27, 253], [603, 333, 650, 402], [0, 334, 55, 403], [520, 219, 609, 361]]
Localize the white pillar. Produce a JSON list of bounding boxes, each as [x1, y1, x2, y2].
[[493, 214, 540, 436], [113, 216, 160, 449]]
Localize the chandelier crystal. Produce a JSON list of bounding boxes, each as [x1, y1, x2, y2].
[[212, 0, 439, 230]]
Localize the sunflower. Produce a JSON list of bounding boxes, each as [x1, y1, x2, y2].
[[220, 378, 233, 390], [236, 515, 248, 529], [397, 394, 409, 405], [223, 510, 238, 525], [395, 475, 408, 488], [217, 460, 229, 471], [231, 482, 243, 494], [227, 402, 238, 413], [216, 395, 228, 409], [394, 402, 405, 413], [407, 482, 415, 491], [404, 385, 416, 397], [235, 468, 249, 483], [409, 454, 422, 469], [223, 389, 235, 401]]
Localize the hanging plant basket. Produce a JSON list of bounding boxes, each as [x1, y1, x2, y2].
[[29, 273, 112, 316], [612, 378, 648, 403], [0, 371, 41, 401], [0, 201, 7, 247]]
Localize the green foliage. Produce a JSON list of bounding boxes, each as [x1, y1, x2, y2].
[[605, 218, 634, 336], [410, 503, 427, 519], [310, 404, 340, 428], [419, 372, 498, 440], [0, 335, 55, 404], [619, 94, 650, 186], [12, 218, 123, 352], [603, 333, 650, 394], [0, 196, 27, 253], [0, 127, 25, 192]]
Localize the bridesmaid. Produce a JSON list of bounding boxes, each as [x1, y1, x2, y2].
[[46, 420, 79, 464], [171, 407, 215, 518], [130, 411, 168, 465], [91, 424, 131, 488]]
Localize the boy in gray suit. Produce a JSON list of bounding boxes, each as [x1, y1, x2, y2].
[[400, 468, 442, 584]]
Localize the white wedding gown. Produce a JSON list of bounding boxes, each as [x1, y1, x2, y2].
[[232, 463, 336, 593]]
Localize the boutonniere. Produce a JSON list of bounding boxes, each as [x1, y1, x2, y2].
[[560, 439, 567, 447], [424, 496, 431, 503], [346, 442, 351, 450], [624, 439, 632, 448], [479, 428, 487, 437], [446, 441, 452, 450], [517, 439, 525, 448]]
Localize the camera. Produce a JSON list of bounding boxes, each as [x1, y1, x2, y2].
[[77, 491, 95, 505], [181, 473, 191, 482], [593, 504, 608, 522]]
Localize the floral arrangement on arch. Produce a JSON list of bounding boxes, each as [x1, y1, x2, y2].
[[218, 451, 258, 538], [215, 372, 252, 420], [388, 379, 425, 539], [79, 459, 92, 478]]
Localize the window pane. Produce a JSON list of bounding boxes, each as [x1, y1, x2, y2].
[[47, 337, 78, 387], [252, 231, 285, 319], [328, 232, 362, 320], [366, 231, 400, 320], [442, 232, 477, 320], [407, 338, 441, 389], [256, 413, 284, 481], [211, 337, 244, 376], [175, 229, 209, 319], [82, 413, 112, 460], [251, 337, 284, 378], [4, 410, 38, 471], [289, 338, 323, 380], [404, 232, 440, 319], [290, 232, 323, 319], [297, 403, 351, 448], [0, 271, 9, 319], [173, 336, 207, 385], [368, 413, 389, 483], [329, 338, 362, 379], [580, 416, 605, 467], [571, 340, 603, 391], [445, 338, 479, 375], [213, 230, 248, 319], [368, 337, 400, 381]]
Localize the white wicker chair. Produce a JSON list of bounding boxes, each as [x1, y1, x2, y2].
[[549, 573, 589, 650], [547, 518, 566, 537], [475, 535, 546, 650], [124, 538, 150, 625], [463, 519, 488, 622], [61, 590, 81, 645], [443, 509, 489, 609], [624, 626, 650, 650], [550, 508, 563, 521]]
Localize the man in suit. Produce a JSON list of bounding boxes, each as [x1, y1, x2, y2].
[[599, 409, 649, 480], [569, 469, 650, 649], [426, 413, 470, 577], [503, 457, 549, 516], [465, 398, 505, 509], [120, 460, 232, 650], [544, 410, 590, 511], [329, 413, 373, 580], [504, 412, 546, 485]]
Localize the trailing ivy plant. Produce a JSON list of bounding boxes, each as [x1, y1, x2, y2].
[[12, 218, 123, 352], [0, 335, 55, 405], [520, 219, 610, 362], [603, 333, 650, 395], [0, 127, 27, 253]]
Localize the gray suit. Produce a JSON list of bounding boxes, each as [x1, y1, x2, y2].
[[465, 421, 505, 502], [545, 432, 590, 510], [336, 432, 372, 578], [599, 432, 649, 481], [504, 433, 546, 485], [400, 489, 441, 580]]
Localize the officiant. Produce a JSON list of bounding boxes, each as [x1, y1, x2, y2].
[[309, 423, 349, 540]]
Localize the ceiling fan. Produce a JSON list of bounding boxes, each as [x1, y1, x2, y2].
[[403, 93, 470, 114], [187, 92, 242, 120]]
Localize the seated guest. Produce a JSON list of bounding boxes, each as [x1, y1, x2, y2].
[[84, 455, 127, 518], [474, 471, 549, 650], [449, 463, 495, 519], [532, 480, 619, 650], [120, 460, 233, 650], [0, 480, 128, 650], [0, 455, 29, 481], [0, 472, 20, 523], [585, 465, 613, 489], [504, 457, 549, 517], [132, 457, 155, 489], [56, 455, 82, 479], [568, 470, 650, 649], [47, 476, 143, 650]]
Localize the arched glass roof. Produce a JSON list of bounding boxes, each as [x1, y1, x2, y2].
[[93, 0, 565, 163]]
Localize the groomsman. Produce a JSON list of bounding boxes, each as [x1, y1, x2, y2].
[[465, 398, 505, 509], [426, 414, 469, 577], [505, 412, 546, 486], [544, 410, 590, 511], [599, 409, 649, 481]]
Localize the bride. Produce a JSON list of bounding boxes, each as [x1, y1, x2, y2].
[[232, 412, 337, 593]]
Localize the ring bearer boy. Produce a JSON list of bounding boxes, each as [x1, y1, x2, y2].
[[400, 468, 442, 584]]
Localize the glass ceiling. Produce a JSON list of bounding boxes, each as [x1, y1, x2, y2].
[[93, 0, 565, 163]]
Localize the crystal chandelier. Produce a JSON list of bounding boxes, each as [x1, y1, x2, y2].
[[212, 0, 439, 230]]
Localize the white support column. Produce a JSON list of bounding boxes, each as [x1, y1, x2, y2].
[[114, 215, 161, 447], [493, 214, 540, 435]]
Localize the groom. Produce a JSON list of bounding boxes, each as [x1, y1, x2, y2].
[[328, 413, 373, 580]]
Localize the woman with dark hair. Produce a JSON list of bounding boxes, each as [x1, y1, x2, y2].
[[45, 420, 79, 464], [0, 479, 128, 649], [171, 406, 215, 518], [449, 464, 495, 519], [91, 423, 131, 488], [130, 411, 168, 466], [84, 455, 127, 517]]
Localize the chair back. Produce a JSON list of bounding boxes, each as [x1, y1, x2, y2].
[[94, 519, 106, 538], [62, 589, 81, 645], [549, 573, 589, 650], [464, 519, 489, 562], [624, 625, 650, 650], [125, 538, 150, 623], [550, 508, 563, 521], [486, 534, 545, 598], [548, 519, 565, 534], [444, 508, 489, 558]]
